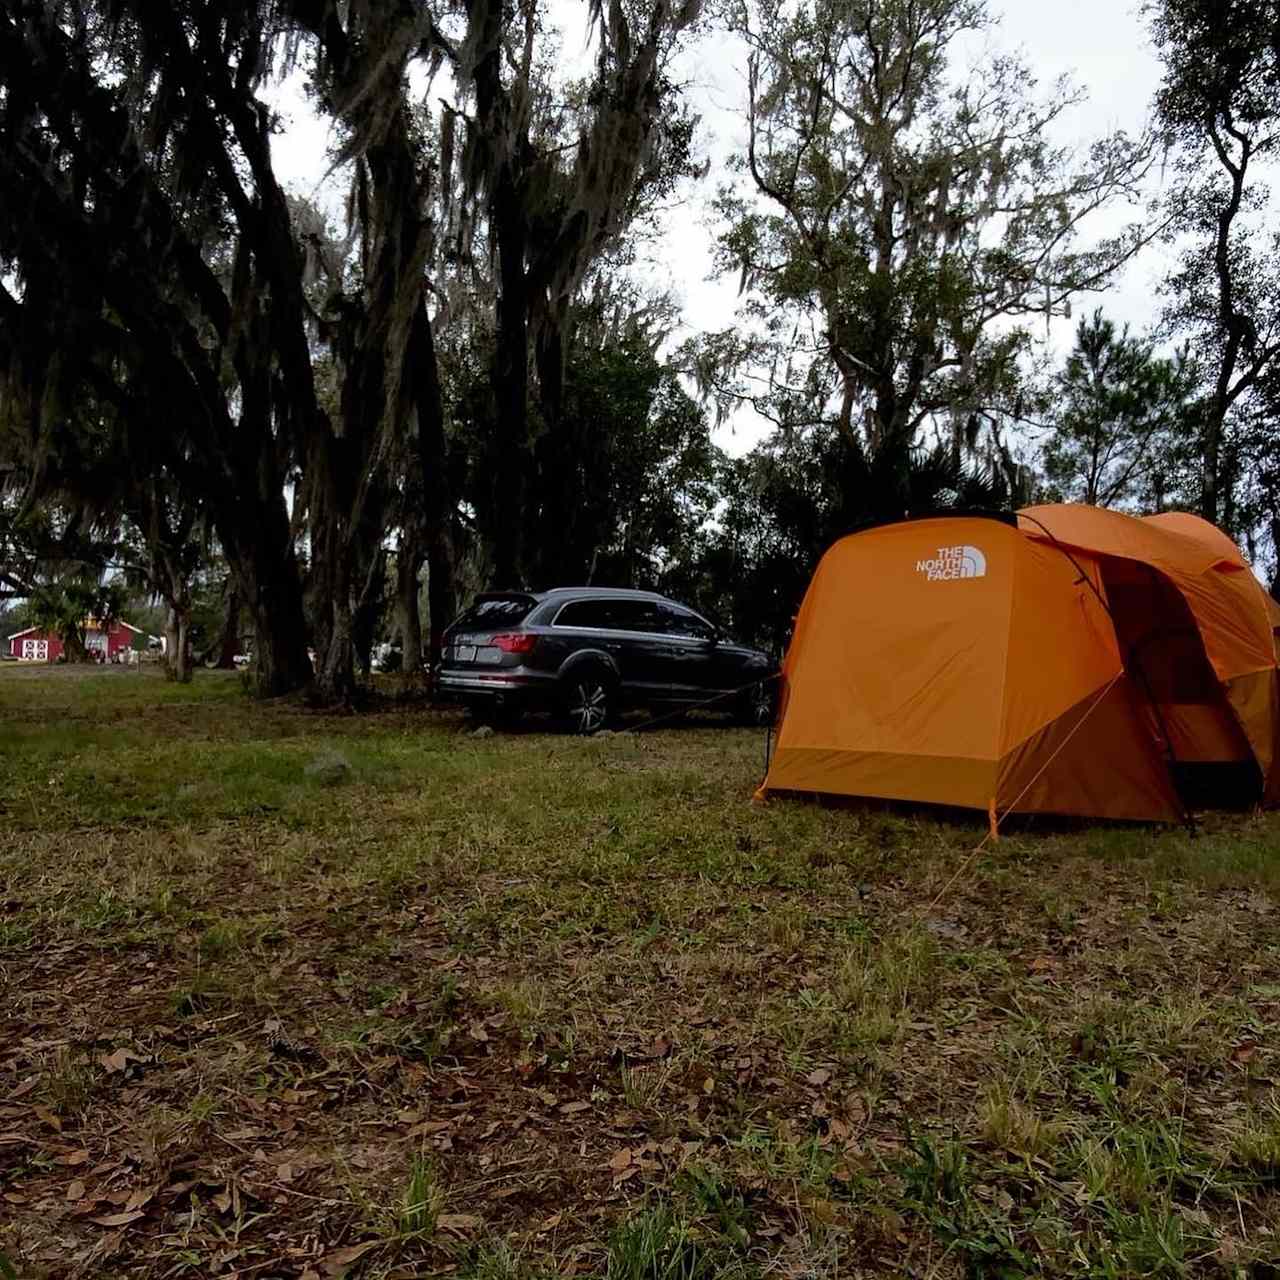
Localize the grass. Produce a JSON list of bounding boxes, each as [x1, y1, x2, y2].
[[2, 663, 1280, 1277]]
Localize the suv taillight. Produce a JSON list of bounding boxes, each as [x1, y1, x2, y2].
[[491, 632, 538, 654]]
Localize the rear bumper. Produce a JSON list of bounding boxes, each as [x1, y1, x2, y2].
[[435, 669, 557, 708]]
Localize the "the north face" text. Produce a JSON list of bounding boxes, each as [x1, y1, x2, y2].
[[916, 544, 987, 581]]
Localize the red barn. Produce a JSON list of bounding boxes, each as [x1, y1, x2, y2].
[[5, 618, 158, 663]]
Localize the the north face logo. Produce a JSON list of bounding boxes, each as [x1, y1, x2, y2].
[[916, 544, 987, 581]]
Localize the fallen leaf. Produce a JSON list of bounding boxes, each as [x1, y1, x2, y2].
[[277, 1163, 294, 1183], [89, 1210, 145, 1228], [55, 1149, 90, 1167], [0, 1133, 33, 1147], [66, 1180, 85, 1201], [559, 1101, 591, 1115], [212, 1191, 232, 1213], [98, 1047, 147, 1073], [322, 1241, 380, 1276], [807, 1068, 832, 1087], [438, 1213, 482, 1233], [468, 1021, 489, 1043], [609, 1147, 633, 1172], [6, 1079, 38, 1101], [538, 1211, 564, 1233], [405, 1119, 451, 1138], [32, 1106, 62, 1132], [125, 1185, 157, 1213]]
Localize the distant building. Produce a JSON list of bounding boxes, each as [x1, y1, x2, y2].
[[5, 618, 162, 663]]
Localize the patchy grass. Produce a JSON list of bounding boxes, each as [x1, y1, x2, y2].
[[2, 664, 1280, 1277]]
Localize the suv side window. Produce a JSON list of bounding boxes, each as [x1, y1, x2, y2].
[[553, 599, 616, 629], [609, 600, 665, 634], [660, 603, 716, 640]]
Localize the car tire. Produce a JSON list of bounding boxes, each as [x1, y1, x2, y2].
[[560, 668, 615, 736], [735, 679, 776, 727]]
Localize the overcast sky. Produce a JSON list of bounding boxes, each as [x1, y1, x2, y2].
[[266, 0, 1171, 457]]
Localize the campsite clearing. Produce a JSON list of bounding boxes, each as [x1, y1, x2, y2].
[[3, 665, 1280, 1278]]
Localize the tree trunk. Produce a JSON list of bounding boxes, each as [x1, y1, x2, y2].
[[216, 580, 241, 669], [528, 325, 589, 586], [232, 538, 313, 698], [1201, 129, 1251, 524], [491, 186, 531, 587], [472, 0, 532, 589], [164, 605, 192, 683], [1220, 443, 1239, 537], [306, 487, 358, 704], [1270, 517, 1280, 602], [61, 626, 90, 663], [318, 581, 355, 703], [535, 323, 565, 438], [426, 540, 455, 674], [209, 426, 314, 697], [351, 548, 384, 678], [397, 544, 425, 676], [1201, 393, 1225, 525], [252, 600, 312, 697], [410, 300, 457, 672]]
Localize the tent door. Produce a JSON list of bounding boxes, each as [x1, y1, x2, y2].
[[1100, 558, 1261, 809]]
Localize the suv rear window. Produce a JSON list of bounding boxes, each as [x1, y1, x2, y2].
[[453, 595, 537, 630], [552, 598, 666, 633], [554, 599, 618, 628]]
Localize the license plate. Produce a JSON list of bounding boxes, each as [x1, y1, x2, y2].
[[474, 647, 502, 664], [452, 644, 476, 663]]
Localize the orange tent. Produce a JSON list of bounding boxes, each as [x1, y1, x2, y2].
[[757, 505, 1280, 824]]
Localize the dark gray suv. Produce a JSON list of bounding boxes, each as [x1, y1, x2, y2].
[[436, 587, 777, 733]]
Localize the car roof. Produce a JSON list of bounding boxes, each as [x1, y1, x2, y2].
[[535, 586, 669, 602]]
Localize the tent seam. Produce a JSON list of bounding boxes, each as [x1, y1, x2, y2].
[[995, 523, 1020, 795]]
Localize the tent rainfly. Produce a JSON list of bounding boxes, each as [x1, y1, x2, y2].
[[756, 504, 1280, 826]]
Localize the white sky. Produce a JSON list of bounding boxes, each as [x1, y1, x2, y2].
[[265, 0, 1172, 458]]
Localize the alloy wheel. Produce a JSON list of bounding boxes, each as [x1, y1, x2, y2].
[[746, 682, 774, 725], [567, 678, 610, 734]]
